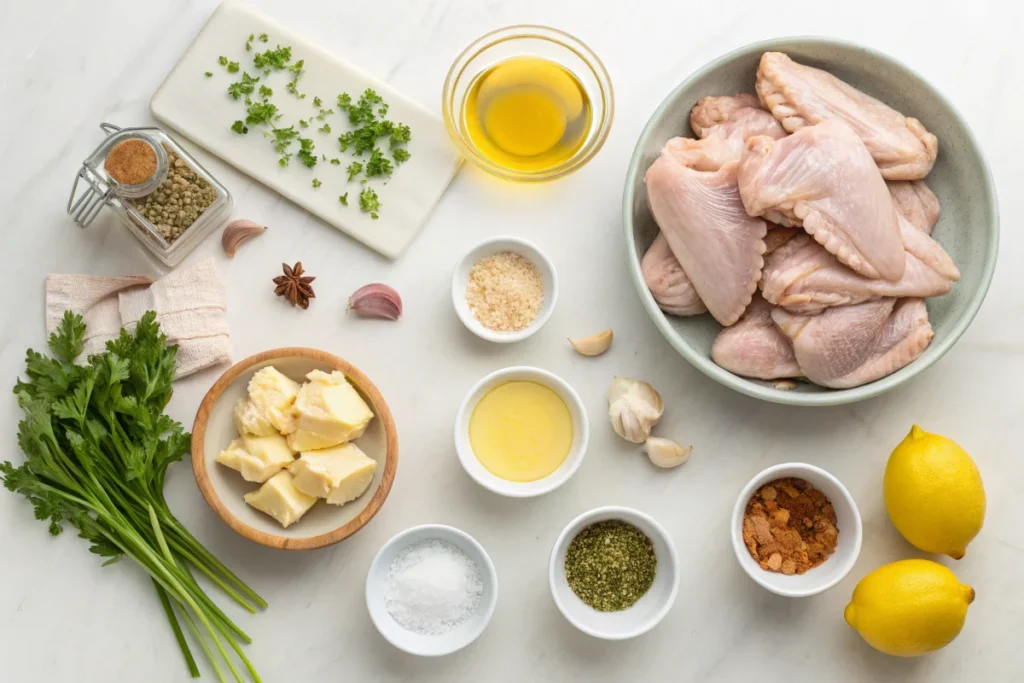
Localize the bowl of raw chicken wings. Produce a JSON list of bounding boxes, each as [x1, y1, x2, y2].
[[625, 38, 998, 406]]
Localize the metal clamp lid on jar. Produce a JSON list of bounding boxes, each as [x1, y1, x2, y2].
[[67, 123, 170, 228]]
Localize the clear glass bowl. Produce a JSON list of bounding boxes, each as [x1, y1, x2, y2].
[[442, 25, 614, 182]]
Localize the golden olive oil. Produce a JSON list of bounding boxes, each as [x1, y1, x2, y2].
[[462, 56, 592, 174], [469, 380, 573, 482]]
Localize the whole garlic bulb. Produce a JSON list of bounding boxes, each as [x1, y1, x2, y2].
[[607, 377, 664, 443], [644, 437, 692, 468]]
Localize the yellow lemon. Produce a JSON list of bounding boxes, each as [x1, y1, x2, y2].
[[844, 559, 974, 657], [883, 425, 985, 559]]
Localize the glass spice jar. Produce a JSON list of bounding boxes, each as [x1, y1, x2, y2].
[[68, 123, 232, 267]]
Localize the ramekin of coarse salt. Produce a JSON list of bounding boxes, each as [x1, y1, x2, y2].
[[366, 524, 498, 656], [451, 236, 558, 343]]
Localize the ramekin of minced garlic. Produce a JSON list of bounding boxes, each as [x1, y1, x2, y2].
[[68, 123, 232, 267], [452, 237, 558, 343]]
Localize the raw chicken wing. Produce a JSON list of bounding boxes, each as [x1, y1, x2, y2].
[[756, 52, 937, 180], [888, 180, 940, 234], [772, 299, 896, 387], [773, 298, 933, 388], [828, 299, 933, 389], [690, 94, 787, 141], [761, 216, 958, 314], [641, 233, 706, 316], [738, 120, 905, 281], [711, 294, 801, 379], [646, 144, 767, 326]]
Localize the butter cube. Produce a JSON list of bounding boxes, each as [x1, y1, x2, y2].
[[236, 433, 295, 479], [288, 370, 374, 450], [216, 438, 290, 483], [232, 398, 278, 437], [247, 367, 300, 434], [289, 443, 378, 501], [243, 471, 317, 528]]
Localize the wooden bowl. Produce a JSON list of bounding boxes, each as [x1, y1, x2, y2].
[[191, 348, 398, 550]]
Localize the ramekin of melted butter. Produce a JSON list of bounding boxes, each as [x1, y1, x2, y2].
[[468, 380, 573, 482], [462, 57, 592, 174]]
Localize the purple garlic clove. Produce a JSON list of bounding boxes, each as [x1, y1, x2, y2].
[[347, 283, 402, 320]]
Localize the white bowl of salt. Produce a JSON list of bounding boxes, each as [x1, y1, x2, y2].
[[366, 524, 498, 656]]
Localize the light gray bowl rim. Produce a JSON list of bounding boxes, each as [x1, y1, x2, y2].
[[623, 36, 999, 407]]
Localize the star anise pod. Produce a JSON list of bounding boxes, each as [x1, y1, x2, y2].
[[273, 261, 316, 309]]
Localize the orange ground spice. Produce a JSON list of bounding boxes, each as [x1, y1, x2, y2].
[[742, 477, 839, 575], [104, 139, 158, 185]]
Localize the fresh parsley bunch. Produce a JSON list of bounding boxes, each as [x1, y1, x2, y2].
[[1, 312, 265, 681]]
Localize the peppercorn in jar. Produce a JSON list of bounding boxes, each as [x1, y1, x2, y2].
[[68, 123, 232, 267]]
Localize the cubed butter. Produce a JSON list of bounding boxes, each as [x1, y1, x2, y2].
[[243, 471, 317, 528], [247, 367, 300, 434], [288, 370, 374, 450], [289, 443, 378, 501], [234, 432, 295, 480], [232, 398, 278, 437], [215, 438, 290, 483]]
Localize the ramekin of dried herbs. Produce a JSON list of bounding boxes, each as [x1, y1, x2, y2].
[[549, 506, 679, 640], [68, 123, 232, 267]]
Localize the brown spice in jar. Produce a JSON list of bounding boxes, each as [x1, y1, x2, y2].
[[742, 477, 838, 575], [104, 139, 158, 185], [128, 144, 217, 244]]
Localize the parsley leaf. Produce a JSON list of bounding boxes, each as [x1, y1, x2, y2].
[[390, 123, 411, 147], [218, 56, 228, 66], [204, 71, 213, 78], [245, 100, 278, 125], [339, 193, 349, 206], [258, 84, 273, 99], [312, 178, 322, 188], [346, 161, 363, 181], [359, 187, 381, 219], [226, 61, 240, 73], [392, 148, 410, 164], [267, 126, 300, 153], [365, 148, 393, 178], [313, 96, 323, 107], [330, 158, 341, 165], [231, 120, 249, 134], [227, 72, 260, 100], [253, 45, 292, 70], [245, 33, 254, 51], [298, 119, 309, 128], [296, 138, 317, 168], [318, 123, 331, 133], [259, 32, 269, 42]]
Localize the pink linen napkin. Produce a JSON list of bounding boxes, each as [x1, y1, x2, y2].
[[45, 258, 231, 379]]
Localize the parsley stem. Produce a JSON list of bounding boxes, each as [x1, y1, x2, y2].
[[156, 580, 200, 678], [179, 607, 226, 683]]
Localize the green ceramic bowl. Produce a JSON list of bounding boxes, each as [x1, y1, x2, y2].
[[624, 37, 998, 406]]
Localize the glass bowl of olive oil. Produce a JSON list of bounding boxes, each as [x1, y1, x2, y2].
[[443, 25, 613, 182]]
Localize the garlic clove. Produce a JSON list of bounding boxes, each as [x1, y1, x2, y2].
[[221, 219, 267, 257], [644, 437, 692, 468], [607, 377, 664, 443], [569, 329, 613, 356], [771, 379, 798, 391], [347, 283, 402, 320]]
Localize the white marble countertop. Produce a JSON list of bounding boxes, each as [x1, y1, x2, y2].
[[1, 0, 1022, 681]]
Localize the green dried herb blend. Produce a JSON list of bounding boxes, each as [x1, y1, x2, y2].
[[564, 520, 657, 611]]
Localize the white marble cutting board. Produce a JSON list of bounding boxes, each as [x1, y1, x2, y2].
[[151, 0, 462, 259]]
